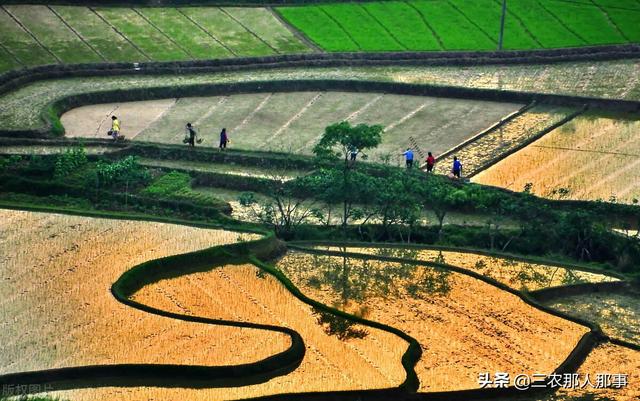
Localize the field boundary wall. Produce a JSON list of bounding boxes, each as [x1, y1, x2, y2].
[[1, 45, 639, 96]]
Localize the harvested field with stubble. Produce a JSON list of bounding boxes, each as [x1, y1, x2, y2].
[[275, 251, 589, 392], [547, 291, 640, 346], [473, 116, 640, 203], [60, 92, 520, 163], [126, 263, 407, 398], [553, 343, 640, 401], [312, 246, 618, 291], [0, 209, 284, 379]]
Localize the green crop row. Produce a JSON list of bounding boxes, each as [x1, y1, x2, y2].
[[0, 5, 309, 72], [277, 0, 640, 52]]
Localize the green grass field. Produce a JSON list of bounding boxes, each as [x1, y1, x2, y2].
[[0, 5, 309, 72], [278, 0, 640, 52]]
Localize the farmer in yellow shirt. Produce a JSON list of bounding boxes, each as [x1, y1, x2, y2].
[[109, 116, 120, 141]]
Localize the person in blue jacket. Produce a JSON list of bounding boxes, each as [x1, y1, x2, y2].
[[402, 148, 414, 169], [452, 156, 463, 178]]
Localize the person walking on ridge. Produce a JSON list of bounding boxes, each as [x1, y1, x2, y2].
[[425, 151, 435, 173], [402, 148, 414, 169], [109, 116, 120, 141], [185, 123, 197, 147], [219, 128, 228, 151]]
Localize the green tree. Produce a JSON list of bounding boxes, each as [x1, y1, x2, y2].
[[312, 121, 383, 233]]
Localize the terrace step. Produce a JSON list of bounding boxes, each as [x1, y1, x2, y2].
[[432, 105, 584, 178]]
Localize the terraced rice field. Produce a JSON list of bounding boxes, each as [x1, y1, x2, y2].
[[60, 93, 520, 163], [0, 210, 275, 379], [275, 251, 589, 392], [278, 0, 640, 52], [0, 5, 309, 71], [473, 116, 640, 203], [433, 105, 576, 177], [128, 264, 407, 397], [2, 60, 638, 133], [312, 246, 618, 292], [547, 291, 640, 346], [553, 343, 640, 401]]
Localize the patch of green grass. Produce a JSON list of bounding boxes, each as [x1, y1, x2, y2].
[[593, 0, 640, 42], [5, 5, 102, 63], [137, 8, 231, 59], [142, 170, 228, 207], [222, 7, 309, 54], [448, 0, 539, 49], [0, 7, 58, 66], [53, 6, 145, 62], [0, 45, 22, 72], [276, 6, 358, 52], [321, 3, 404, 51], [542, 0, 626, 45], [361, 1, 442, 50], [94, 7, 189, 61], [406, 1, 497, 50], [505, 0, 587, 48], [278, 0, 638, 52], [180, 7, 273, 56]]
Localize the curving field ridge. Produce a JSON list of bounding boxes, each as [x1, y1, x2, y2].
[[276, 251, 589, 392], [0, 209, 285, 379]]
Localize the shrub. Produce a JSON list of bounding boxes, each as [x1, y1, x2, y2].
[[54, 147, 87, 179], [94, 156, 150, 188], [142, 171, 191, 198]]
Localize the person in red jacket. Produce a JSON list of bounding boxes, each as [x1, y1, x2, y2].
[[425, 151, 435, 172]]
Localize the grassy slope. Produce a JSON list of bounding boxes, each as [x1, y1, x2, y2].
[[53, 6, 145, 62], [5, 5, 102, 64], [94, 7, 190, 61], [0, 5, 309, 72], [137, 7, 231, 59], [223, 7, 309, 54], [180, 7, 273, 56], [0, 7, 57, 66], [278, 0, 640, 52]]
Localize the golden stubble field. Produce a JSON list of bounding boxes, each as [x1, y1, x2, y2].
[[547, 291, 640, 346], [276, 251, 589, 392], [553, 343, 640, 401], [474, 117, 640, 204], [313, 246, 617, 291], [0, 210, 290, 387], [48, 263, 406, 401]]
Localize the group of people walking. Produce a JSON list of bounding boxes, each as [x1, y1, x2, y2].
[[402, 148, 463, 179], [108, 116, 463, 178], [185, 123, 229, 150]]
